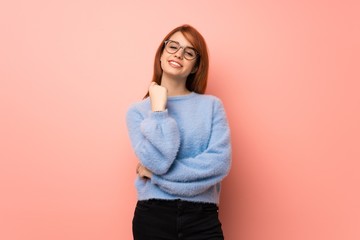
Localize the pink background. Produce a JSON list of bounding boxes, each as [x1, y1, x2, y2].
[[1, 0, 359, 239]]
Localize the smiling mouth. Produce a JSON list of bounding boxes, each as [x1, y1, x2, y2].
[[168, 60, 182, 68]]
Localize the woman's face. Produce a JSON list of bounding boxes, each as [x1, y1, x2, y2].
[[160, 31, 198, 80]]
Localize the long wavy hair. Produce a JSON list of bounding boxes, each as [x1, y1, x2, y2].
[[144, 24, 209, 98]]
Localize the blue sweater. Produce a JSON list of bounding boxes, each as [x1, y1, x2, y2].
[[126, 92, 231, 204]]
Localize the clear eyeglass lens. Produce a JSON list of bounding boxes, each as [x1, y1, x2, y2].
[[184, 49, 196, 59], [166, 41, 180, 53]]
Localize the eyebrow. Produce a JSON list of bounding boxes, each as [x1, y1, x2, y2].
[[168, 39, 195, 49]]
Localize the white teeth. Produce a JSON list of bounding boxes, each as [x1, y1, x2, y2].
[[169, 61, 181, 67]]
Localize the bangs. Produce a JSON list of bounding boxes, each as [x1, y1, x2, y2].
[[181, 30, 201, 53]]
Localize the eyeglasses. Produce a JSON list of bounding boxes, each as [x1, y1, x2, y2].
[[164, 40, 199, 60]]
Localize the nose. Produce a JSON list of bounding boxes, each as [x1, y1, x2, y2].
[[174, 47, 185, 59]]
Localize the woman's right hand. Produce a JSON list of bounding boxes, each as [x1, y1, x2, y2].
[[149, 82, 167, 112]]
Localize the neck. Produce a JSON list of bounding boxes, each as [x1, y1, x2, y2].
[[161, 74, 191, 97]]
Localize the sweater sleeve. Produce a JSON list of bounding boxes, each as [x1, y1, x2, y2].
[[126, 106, 180, 175], [151, 99, 231, 197]]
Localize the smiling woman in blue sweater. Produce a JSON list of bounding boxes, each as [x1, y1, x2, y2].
[[126, 24, 232, 240]]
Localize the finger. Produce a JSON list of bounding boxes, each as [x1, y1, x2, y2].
[[150, 82, 157, 87], [136, 163, 141, 174], [139, 166, 145, 175]]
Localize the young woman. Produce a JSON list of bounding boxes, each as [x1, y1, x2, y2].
[[126, 24, 232, 240]]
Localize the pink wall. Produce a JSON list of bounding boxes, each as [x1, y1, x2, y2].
[[1, 0, 359, 239]]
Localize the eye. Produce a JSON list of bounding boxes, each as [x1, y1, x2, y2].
[[185, 51, 195, 57], [168, 42, 179, 49]]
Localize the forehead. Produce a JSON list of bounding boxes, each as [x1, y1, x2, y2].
[[168, 31, 194, 48]]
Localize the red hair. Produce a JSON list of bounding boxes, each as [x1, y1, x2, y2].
[[144, 24, 209, 98]]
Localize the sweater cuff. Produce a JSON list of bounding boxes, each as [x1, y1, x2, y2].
[[148, 109, 169, 120]]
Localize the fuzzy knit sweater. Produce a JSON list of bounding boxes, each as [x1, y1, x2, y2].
[[126, 92, 231, 204]]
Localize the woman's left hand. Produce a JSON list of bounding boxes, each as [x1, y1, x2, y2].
[[136, 163, 153, 179]]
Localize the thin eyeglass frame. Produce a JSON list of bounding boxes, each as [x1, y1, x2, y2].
[[164, 40, 199, 60]]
